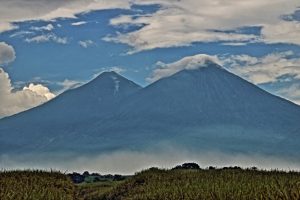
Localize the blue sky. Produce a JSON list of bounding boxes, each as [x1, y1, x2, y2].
[[0, 0, 300, 118]]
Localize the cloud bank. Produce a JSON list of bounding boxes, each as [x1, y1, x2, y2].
[[0, 42, 55, 118], [0, 0, 299, 51], [1, 148, 300, 174], [0, 68, 55, 118], [104, 0, 300, 52], [0, 0, 131, 33]]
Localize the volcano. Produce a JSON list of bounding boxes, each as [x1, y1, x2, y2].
[[1, 61, 300, 158]]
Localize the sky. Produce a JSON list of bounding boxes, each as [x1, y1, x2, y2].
[[0, 0, 300, 118]]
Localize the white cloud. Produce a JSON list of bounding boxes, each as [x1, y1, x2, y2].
[[277, 83, 300, 105], [23, 83, 56, 100], [104, 0, 300, 52], [0, 22, 18, 33], [262, 21, 300, 45], [110, 66, 126, 73], [71, 21, 87, 26], [92, 66, 127, 79], [99, 66, 126, 74], [78, 40, 94, 48], [0, 42, 16, 65], [56, 79, 84, 93], [0, 0, 131, 33], [0, 0, 298, 50], [0, 68, 55, 118], [109, 15, 136, 26], [25, 34, 68, 44], [0, 0, 299, 50], [221, 51, 300, 84], [221, 42, 247, 46], [30, 24, 54, 31], [148, 54, 221, 82], [10, 31, 34, 38]]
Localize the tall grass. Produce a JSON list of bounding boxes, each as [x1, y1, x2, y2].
[[1, 167, 300, 200], [0, 170, 75, 200], [75, 181, 123, 200], [104, 168, 300, 200]]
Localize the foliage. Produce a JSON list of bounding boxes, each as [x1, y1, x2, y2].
[[0, 170, 75, 200], [1, 167, 300, 200], [103, 168, 300, 200], [173, 163, 200, 170], [75, 181, 123, 200]]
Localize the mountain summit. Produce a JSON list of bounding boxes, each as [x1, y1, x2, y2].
[[0, 64, 300, 157], [0, 71, 141, 152]]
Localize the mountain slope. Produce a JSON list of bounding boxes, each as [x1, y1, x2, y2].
[[0, 71, 142, 153], [1, 62, 300, 157], [87, 62, 300, 156], [116, 62, 300, 129]]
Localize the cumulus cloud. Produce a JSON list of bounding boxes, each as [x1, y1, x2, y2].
[[104, 0, 300, 52], [78, 40, 94, 48], [23, 83, 56, 100], [25, 33, 68, 44], [221, 51, 300, 84], [148, 54, 221, 82], [0, 0, 131, 33], [0, 68, 55, 118], [0, 42, 16, 65]]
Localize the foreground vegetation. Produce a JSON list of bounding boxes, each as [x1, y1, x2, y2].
[[0, 170, 74, 200], [104, 167, 300, 200], [75, 181, 123, 200], [1, 164, 300, 200]]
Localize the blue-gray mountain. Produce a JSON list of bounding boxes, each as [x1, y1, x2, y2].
[[1, 62, 300, 158]]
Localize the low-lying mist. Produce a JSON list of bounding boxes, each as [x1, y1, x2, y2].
[[1, 146, 300, 174]]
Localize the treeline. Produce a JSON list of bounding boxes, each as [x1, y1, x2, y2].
[[68, 171, 128, 184]]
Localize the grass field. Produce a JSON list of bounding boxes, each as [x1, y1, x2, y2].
[[1, 166, 300, 200], [0, 170, 75, 200], [104, 168, 300, 200], [75, 181, 123, 200]]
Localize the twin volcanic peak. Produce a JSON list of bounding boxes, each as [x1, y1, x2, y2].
[[0, 61, 300, 157]]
